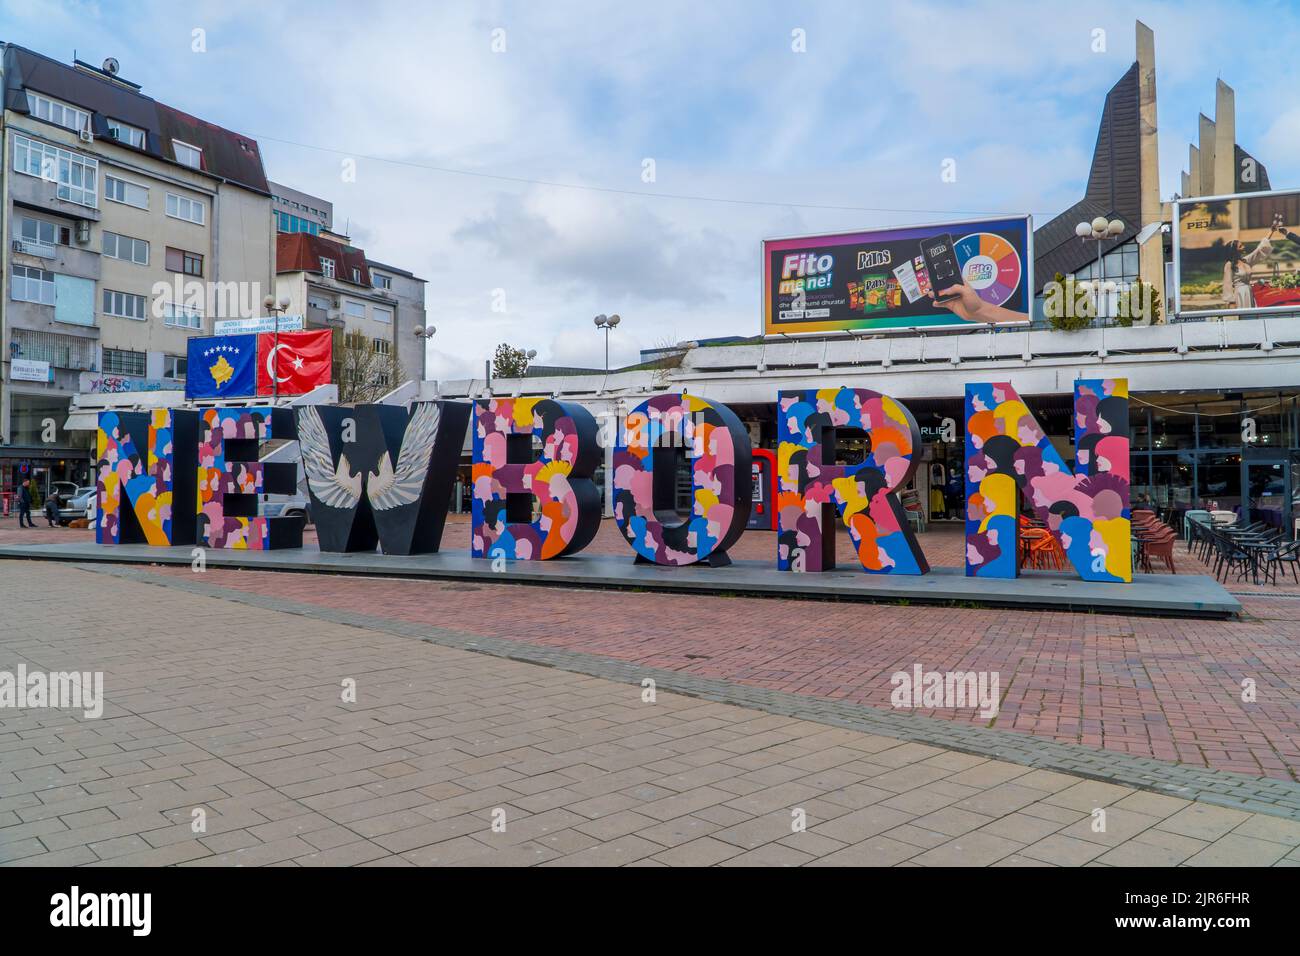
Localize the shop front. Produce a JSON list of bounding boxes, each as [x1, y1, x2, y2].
[[1131, 389, 1300, 533]]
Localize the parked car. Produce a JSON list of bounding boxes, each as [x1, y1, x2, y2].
[[57, 486, 96, 525], [261, 492, 312, 525]]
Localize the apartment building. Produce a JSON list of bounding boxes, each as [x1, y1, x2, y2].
[[0, 44, 274, 499], [270, 183, 427, 389], [274, 229, 400, 393], [269, 180, 331, 236], [365, 259, 427, 384]]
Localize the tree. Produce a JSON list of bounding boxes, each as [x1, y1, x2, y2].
[[335, 330, 401, 404], [492, 343, 530, 379]]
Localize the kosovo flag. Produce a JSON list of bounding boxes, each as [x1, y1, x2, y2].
[[186, 335, 257, 398]]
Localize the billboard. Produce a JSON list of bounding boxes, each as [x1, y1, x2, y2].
[[762, 216, 1032, 334], [1174, 188, 1300, 317]]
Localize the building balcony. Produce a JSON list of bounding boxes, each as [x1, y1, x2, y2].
[[9, 328, 100, 372], [10, 171, 101, 222]]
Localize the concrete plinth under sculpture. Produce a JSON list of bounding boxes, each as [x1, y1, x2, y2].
[[0, 542, 1242, 618]]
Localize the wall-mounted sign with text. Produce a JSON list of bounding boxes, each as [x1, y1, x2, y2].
[[213, 315, 305, 335], [11, 359, 52, 383]]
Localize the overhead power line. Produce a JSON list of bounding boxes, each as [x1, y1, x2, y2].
[[252, 132, 1057, 220]]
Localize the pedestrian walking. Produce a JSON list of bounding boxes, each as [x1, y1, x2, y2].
[[18, 479, 36, 529]]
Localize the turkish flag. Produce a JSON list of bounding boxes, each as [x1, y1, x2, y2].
[[256, 329, 332, 396]]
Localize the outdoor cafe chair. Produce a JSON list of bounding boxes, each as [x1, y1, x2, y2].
[[1268, 540, 1300, 585]]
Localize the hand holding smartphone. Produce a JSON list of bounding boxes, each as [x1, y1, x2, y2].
[[922, 234, 963, 303]]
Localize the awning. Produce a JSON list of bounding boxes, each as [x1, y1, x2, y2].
[[64, 412, 101, 432]]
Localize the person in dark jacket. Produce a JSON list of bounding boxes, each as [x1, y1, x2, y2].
[[44, 491, 61, 527], [17, 479, 36, 529]]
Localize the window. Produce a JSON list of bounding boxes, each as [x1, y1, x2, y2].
[[165, 192, 205, 224], [164, 355, 188, 379], [102, 348, 146, 377], [273, 210, 319, 235], [17, 216, 69, 252], [373, 273, 392, 290], [319, 257, 336, 278], [344, 300, 366, 320], [102, 231, 149, 265], [351, 267, 362, 283], [102, 289, 147, 320], [13, 134, 98, 207], [162, 303, 203, 330], [372, 306, 393, 324], [11, 266, 56, 305], [165, 247, 203, 276], [172, 140, 203, 169], [106, 119, 146, 148], [373, 338, 391, 355], [26, 91, 90, 133], [105, 174, 148, 209]]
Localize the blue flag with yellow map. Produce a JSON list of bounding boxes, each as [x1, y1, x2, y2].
[[186, 334, 257, 398]]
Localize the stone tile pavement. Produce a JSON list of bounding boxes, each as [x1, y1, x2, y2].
[[2, 560, 1300, 866]]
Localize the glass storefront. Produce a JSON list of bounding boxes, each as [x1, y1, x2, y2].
[[1132, 390, 1300, 533]]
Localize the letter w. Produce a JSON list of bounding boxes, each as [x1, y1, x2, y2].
[[298, 402, 470, 555]]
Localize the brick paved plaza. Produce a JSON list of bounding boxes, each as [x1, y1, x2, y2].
[[3, 515, 1300, 866]]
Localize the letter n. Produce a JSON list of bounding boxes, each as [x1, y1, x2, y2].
[[96, 409, 198, 546], [776, 387, 928, 574], [964, 379, 1131, 582], [472, 398, 601, 560]]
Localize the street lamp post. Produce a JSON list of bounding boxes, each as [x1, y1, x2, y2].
[[262, 294, 292, 404], [594, 313, 621, 372], [1075, 217, 1124, 321]]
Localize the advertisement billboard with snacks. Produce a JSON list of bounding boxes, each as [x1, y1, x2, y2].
[[1173, 188, 1300, 317], [762, 216, 1033, 334]]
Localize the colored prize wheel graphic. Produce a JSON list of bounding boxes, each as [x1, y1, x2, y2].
[[954, 232, 1022, 306]]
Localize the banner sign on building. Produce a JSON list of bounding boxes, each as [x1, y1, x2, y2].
[[1173, 188, 1300, 316], [762, 217, 1032, 334], [213, 315, 306, 335], [11, 358, 52, 383]]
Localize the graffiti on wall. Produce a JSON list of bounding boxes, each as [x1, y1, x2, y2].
[[776, 387, 929, 575], [471, 397, 601, 560], [964, 378, 1130, 582], [612, 394, 752, 566]]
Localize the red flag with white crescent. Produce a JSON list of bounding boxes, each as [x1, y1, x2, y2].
[[256, 329, 333, 396]]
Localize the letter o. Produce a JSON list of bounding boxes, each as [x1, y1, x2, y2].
[[613, 394, 752, 566]]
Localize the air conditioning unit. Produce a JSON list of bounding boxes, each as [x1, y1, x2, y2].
[[79, 129, 94, 143]]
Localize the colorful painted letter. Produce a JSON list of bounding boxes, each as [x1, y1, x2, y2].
[[471, 398, 601, 560], [964, 379, 1130, 582], [776, 388, 928, 574], [298, 401, 471, 555], [197, 407, 303, 550], [96, 409, 198, 546], [612, 394, 752, 566]]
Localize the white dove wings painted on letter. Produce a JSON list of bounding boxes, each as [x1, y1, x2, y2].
[[367, 402, 441, 511], [298, 405, 362, 509]]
